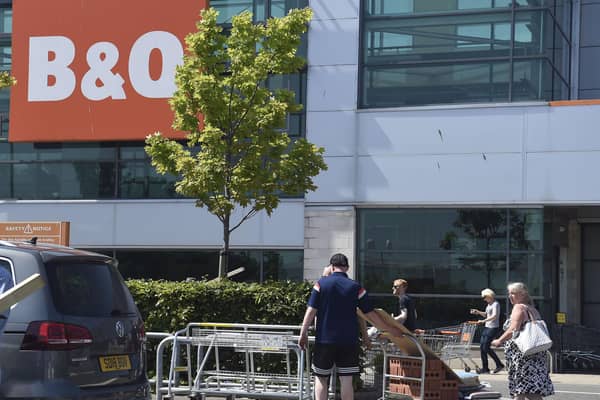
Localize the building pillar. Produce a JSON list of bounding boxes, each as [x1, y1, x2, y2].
[[565, 220, 581, 324], [304, 206, 355, 282]]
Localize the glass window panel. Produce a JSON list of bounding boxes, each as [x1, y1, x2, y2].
[[0, 163, 10, 198], [365, 0, 414, 16], [510, 209, 543, 250], [511, 59, 549, 101], [367, 0, 514, 16], [119, 160, 178, 199], [0, 45, 10, 70], [552, 1, 571, 39], [262, 250, 303, 281], [359, 250, 506, 295], [514, 0, 557, 7], [8, 143, 115, 161], [459, 0, 493, 9], [229, 250, 261, 282], [0, 8, 11, 33], [509, 253, 544, 297], [582, 261, 600, 303], [358, 209, 508, 253], [0, 104, 7, 139], [364, 13, 512, 64], [368, 296, 506, 330], [115, 250, 220, 280], [120, 144, 151, 160], [362, 62, 510, 107], [287, 113, 304, 137], [114, 249, 302, 282], [270, 0, 287, 18], [212, 0, 255, 24], [12, 162, 115, 200], [0, 142, 9, 161], [583, 225, 600, 259]]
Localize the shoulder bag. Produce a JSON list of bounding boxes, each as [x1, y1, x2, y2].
[[513, 307, 553, 357]]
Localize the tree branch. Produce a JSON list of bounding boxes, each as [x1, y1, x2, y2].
[[229, 208, 258, 234]]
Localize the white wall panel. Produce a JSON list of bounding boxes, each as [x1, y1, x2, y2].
[[527, 105, 600, 152], [309, 0, 359, 21], [306, 156, 356, 203], [307, 66, 357, 111], [357, 108, 524, 155], [0, 200, 305, 248], [306, 111, 357, 156], [355, 153, 523, 203], [308, 18, 358, 66], [527, 152, 600, 202]]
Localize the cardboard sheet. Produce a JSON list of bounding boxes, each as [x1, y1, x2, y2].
[[0, 273, 45, 312], [358, 308, 462, 381]]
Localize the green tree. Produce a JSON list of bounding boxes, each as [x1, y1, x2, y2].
[[145, 7, 327, 278], [0, 72, 15, 88]]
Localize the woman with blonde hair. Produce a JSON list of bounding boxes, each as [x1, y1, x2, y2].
[[491, 282, 554, 400], [470, 288, 504, 374]]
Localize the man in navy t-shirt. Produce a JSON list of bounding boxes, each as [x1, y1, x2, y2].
[[392, 279, 417, 331], [299, 253, 402, 400]]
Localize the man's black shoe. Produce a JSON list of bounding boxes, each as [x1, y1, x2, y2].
[[493, 365, 505, 374], [476, 368, 490, 374]]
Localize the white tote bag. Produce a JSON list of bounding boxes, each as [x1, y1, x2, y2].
[[513, 309, 553, 357]]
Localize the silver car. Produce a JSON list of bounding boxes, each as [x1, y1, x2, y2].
[[0, 240, 150, 399]]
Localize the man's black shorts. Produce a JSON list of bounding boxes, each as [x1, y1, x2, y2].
[[311, 343, 359, 376]]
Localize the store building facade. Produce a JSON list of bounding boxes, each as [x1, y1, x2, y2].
[[1, 0, 600, 329]]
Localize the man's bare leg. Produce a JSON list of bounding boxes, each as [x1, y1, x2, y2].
[[339, 375, 354, 400], [314, 375, 329, 400]]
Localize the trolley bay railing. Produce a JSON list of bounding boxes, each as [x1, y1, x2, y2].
[[151, 322, 313, 400]]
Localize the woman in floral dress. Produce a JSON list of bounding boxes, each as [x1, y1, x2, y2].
[[491, 282, 554, 400]]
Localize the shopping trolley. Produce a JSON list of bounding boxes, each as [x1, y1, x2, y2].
[[419, 322, 479, 372]]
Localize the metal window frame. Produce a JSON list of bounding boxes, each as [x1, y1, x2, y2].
[[358, 0, 574, 108]]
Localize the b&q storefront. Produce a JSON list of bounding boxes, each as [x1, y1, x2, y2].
[[1, 0, 599, 338]]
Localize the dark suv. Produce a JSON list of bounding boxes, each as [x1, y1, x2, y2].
[[0, 240, 150, 399]]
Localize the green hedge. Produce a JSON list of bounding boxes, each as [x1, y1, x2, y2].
[[126, 279, 313, 332]]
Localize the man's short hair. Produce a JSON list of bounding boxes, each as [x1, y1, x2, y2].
[[329, 253, 349, 268], [393, 279, 408, 288]]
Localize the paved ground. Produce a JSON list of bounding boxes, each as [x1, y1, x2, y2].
[[481, 370, 600, 399], [166, 371, 600, 400], [164, 349, 600, 400]]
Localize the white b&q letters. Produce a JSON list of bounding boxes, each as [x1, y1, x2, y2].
[[27, 32, 184, 102]]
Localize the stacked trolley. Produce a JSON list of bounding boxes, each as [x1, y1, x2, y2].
[[154, 322, 312, 400], [423, 322, 479, 372], [381, 322, 480, 400]]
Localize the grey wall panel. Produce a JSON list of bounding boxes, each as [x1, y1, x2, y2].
[[307, 65, 358, 111], [309, 0, 359, 21], [580, 3, 600, 47], [306, 110, 357, 157], [306, 156, 357, 203], [527, 152, 600, 201], [0, 200, 305, 248], [527, 104, 600, 152], [0, 201, 115, 246], [578, 89, 600, 99], [356, 107, 524, 156], [355, 153, 523, 203], [579, 47, 600, 90], [308, 18, 359, 66]]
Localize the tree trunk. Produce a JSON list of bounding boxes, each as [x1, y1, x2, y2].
[[218, 213, 231, 278]]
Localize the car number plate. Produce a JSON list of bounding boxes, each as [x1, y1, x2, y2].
[[99, 355, 131, 372]]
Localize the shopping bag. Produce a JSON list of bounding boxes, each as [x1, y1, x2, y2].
[[513, 314, 552, 357]]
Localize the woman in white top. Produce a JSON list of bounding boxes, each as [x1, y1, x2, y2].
[[470, 288, 504, 374]]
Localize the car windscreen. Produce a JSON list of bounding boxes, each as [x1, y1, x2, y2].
[[46, 261, 138, 317]]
